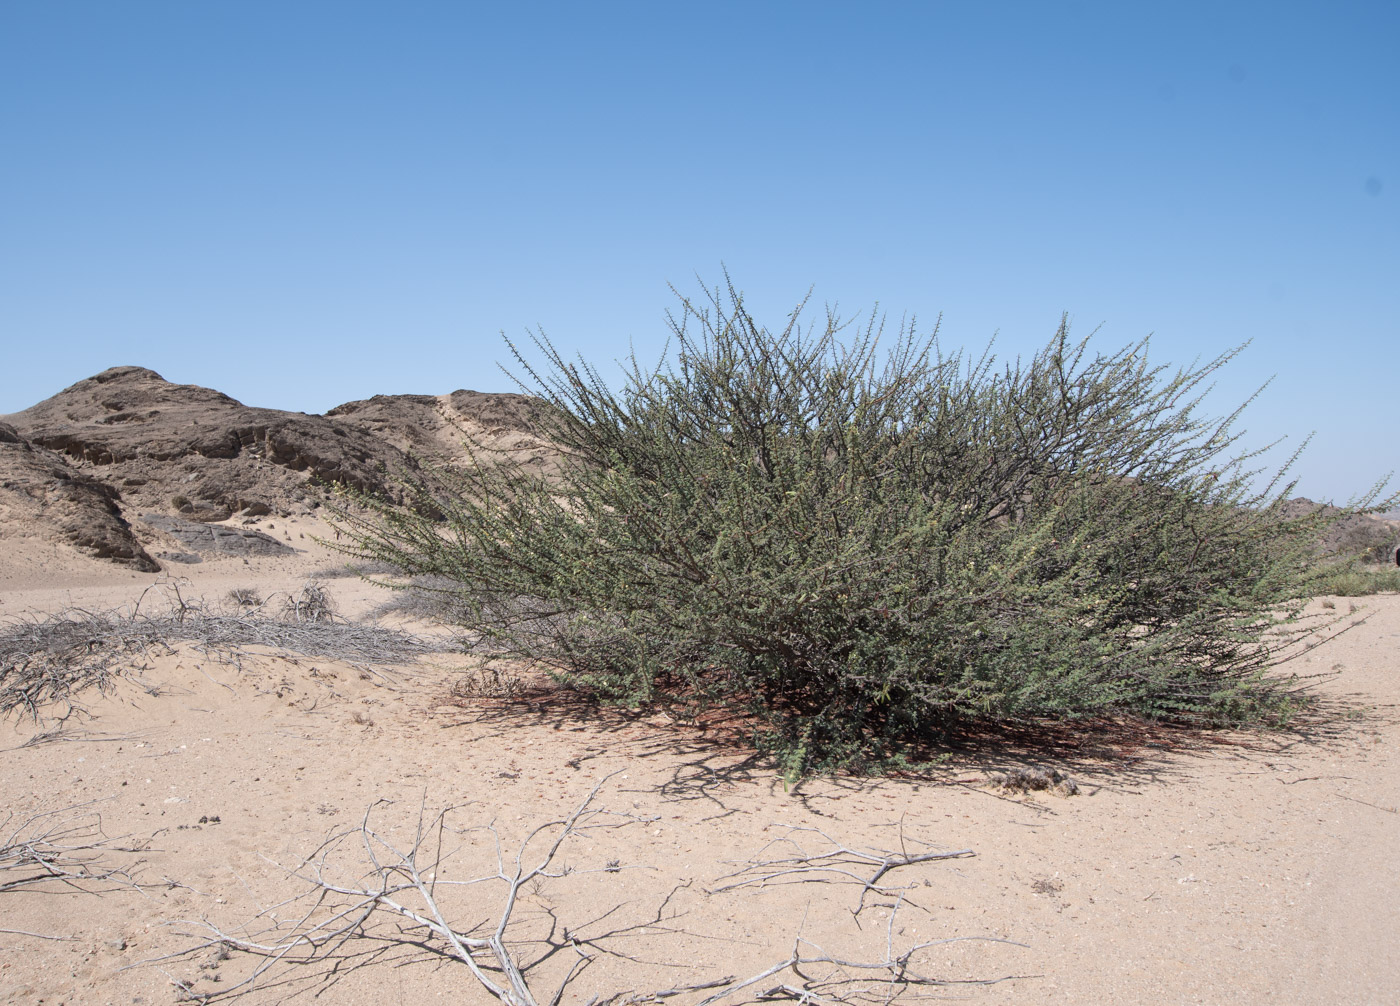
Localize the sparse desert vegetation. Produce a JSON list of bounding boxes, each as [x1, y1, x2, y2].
[[5, 1, 1398, 998], [1309, 562, 1400, 596]]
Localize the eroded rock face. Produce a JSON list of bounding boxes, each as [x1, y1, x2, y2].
[[2, 366, 421, 517], [1277, 497, 1400, 561], [327, 389, 562, 472], [0, 367, 569, 572], [0, 422, 160, 571]]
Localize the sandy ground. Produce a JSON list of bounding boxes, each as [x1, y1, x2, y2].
[[1, 524, 1397, 1005]]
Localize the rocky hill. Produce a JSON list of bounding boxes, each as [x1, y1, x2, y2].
[[1276, 497, 1400, 563], [0, 367, 552, 571]]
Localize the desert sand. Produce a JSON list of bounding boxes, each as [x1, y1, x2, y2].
[[1, 515, 1397, 1006]]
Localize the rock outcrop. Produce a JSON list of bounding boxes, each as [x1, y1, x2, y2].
[[138, 513, 297, 559], [326, 389, 561, 472], [0, 367, 569, 572], [2, 366, 421, 520], [0, 422, 160, 571], [1277, 497, 1400, 562]]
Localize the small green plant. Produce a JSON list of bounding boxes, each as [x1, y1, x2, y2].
[[330, 278, 1392, 778]]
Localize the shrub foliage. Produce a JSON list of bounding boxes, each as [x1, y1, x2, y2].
[[331, 281, 1388, 777]]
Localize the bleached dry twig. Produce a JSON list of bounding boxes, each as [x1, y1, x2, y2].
[[709, 823, 973, 912], [683, 896, 1025, 1005], [677, 830, 1019, 1004], [0, 800, 145, 894], [149, 786, 1016, 1005], [157, 772, 649, 1005]]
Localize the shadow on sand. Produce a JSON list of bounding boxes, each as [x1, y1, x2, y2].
[[428, 669, 1393, 817]]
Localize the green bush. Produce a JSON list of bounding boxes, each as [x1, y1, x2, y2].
[[331, 280, 1391, 778], [1309, 563, 1400, 597]]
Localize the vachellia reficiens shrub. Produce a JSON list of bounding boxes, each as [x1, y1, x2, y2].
[[330, 280, 1389, 778]]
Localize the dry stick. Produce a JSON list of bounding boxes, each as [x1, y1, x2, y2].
[[154, 772, 631, 1006], [0, 928, 79, 941], [151, 781, 1012, 1005], [628, 975, 740, 1001], [1335, 793, 1398, 814], [1, 800, 144, 894], [686, 829, 1026, 1004], [709, 824, 973, 913], [692, 932, 1027, 1006], [12, 728, 146, 751]]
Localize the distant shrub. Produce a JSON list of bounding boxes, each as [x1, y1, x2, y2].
[[330, 279, 1392, 779], [309, 559, 404, 580], [226, 587, 262, 608], [283, 581, 337, 624], [1338, 526, 1394, 565], [1309, 563, 1400, 597]]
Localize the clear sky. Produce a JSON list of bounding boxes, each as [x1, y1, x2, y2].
[[1, 2, 1394, 503]]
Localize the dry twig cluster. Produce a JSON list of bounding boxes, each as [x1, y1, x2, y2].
[[157, 777, 1019, 1004], [709, 823, 974, 911], [0, 800, 144, 909], [0, 580, 446, 718], [991, 766, 1081, 797]]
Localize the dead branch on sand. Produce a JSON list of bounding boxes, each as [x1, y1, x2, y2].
[[150, 778, 1017, 1005], [156, 772, 650, 1005], [677, 910, 1026, 1006], [663, 827, 1019, 1005], [1, 799, 145, 895], [709, 823, 974, 913]]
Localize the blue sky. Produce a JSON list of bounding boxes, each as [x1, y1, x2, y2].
[[1, 2, 1394, 503]]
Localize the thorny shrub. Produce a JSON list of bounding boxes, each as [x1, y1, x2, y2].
[[329, 279, 1393, 779]]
